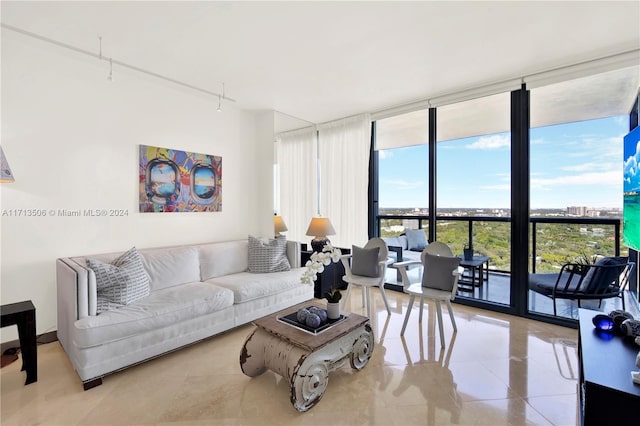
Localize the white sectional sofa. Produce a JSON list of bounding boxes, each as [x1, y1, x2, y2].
[[56, 239, 312, 390]]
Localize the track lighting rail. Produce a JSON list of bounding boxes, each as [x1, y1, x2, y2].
[[1, 23, 236, 103]]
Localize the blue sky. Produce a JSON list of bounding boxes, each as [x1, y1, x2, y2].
[[379, 115, 628, 209], [623, 125, 640, 193]]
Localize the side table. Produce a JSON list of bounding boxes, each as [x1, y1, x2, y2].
[[457, 255, 490, 290], [1, 300, 38, 385]]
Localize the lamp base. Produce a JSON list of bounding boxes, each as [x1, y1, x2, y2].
[[310, 237, 331, 253]]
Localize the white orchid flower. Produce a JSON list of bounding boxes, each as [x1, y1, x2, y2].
[[301, 245, 342, 285], [329, 248, 342, 262]]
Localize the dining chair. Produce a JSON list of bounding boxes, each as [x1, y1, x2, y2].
[[395, 241, 462, 347], [341, 237, 392, 318]]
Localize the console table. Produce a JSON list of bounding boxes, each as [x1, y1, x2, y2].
[[1, 300, 38, 385], [578, 308, 639, 426]]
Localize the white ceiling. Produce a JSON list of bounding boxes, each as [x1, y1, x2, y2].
[[2, 1, 639, 125]]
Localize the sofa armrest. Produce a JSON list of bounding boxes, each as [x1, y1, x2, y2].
[[394, 260, 422, 269], [56, 258, 97, 320], [387, 245, 403, 263]]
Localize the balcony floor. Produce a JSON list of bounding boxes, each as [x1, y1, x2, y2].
[[385, 268, 640, 320]]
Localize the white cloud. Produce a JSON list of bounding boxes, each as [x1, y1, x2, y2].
[[623, 140, 640, 190], [466, 134, 510, 150], [531, 170, 621, 190], [562, 161, 617, 172]]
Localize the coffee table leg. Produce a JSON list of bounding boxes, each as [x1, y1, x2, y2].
[[239, 329, 267, 377], [291, 362, 329, 412], [350, 324, 374, 370]]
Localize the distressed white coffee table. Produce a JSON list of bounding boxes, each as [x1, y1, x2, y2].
[[240, 301, 374, 412]]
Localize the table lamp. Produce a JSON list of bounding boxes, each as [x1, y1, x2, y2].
[[274, 214, 288, 236], [305, 216, 336, 253], [0, 146, 15, 183]]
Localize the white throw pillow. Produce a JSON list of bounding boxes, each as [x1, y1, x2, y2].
[[406, 229, 428, 251], [86, 247, 150, 313], [248, 235, 291, 273]]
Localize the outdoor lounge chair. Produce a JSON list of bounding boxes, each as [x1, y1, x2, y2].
[[528, 256, 635, 316]]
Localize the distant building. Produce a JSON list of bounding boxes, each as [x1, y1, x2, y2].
[[567, 206, 588, 216], [567, 206, 602, 217]]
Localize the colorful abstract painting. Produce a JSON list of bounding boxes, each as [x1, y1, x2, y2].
[[139, 145, 222, 212]]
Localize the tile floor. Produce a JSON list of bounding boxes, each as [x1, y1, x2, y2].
[[1, 288, 581, 425]]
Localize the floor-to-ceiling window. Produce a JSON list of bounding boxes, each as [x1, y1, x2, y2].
[[370, 61, 639, 323], [528, 67, 636, 319], [436, 92, 512, 306], [376, 109, 429, 287]]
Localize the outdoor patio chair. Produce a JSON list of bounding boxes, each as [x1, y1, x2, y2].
[[528, 256, 635, 316]]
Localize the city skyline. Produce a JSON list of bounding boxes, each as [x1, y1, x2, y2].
[[379, 115, 628, 209]]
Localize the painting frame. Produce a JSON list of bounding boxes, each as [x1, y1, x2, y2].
[[139, 144, 222, 213]]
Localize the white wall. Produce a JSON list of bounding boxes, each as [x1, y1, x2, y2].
[[0, 30, 274, 341]]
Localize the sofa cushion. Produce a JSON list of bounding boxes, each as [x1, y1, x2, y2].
[[248, 235, 290, 273], [583, 256, 627, 293], [383, 236, 408, 250], [206, 268, 304, 304], [406, 229, 428, 251], [199, 240, 249, 280], [73, 282, 234, 348], [140, 246, 201, 291], [86, 247, 151, 313]]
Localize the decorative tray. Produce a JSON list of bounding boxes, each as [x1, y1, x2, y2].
[[277, 308, 347, 335]]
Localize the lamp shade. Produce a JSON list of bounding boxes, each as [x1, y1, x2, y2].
[[305, 217, 336, 237], [0, 146, 15, 183], [274, 215, 288, 234]]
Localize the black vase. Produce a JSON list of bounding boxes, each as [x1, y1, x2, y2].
[[311, 238, 331, 253], [463, 248, 474, 260]]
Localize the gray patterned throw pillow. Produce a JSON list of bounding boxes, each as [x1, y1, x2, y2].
[[248, 235, 291, 273], [86, 247, 151, 313]]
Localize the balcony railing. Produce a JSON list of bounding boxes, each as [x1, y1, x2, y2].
[[377, 214, 623, 273]]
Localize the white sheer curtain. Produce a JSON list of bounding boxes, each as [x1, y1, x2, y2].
[[318, 114, 371, 248], [276, 126, 317, 245]]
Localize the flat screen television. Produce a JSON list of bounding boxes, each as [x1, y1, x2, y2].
[[623, 125, 640, 252]]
